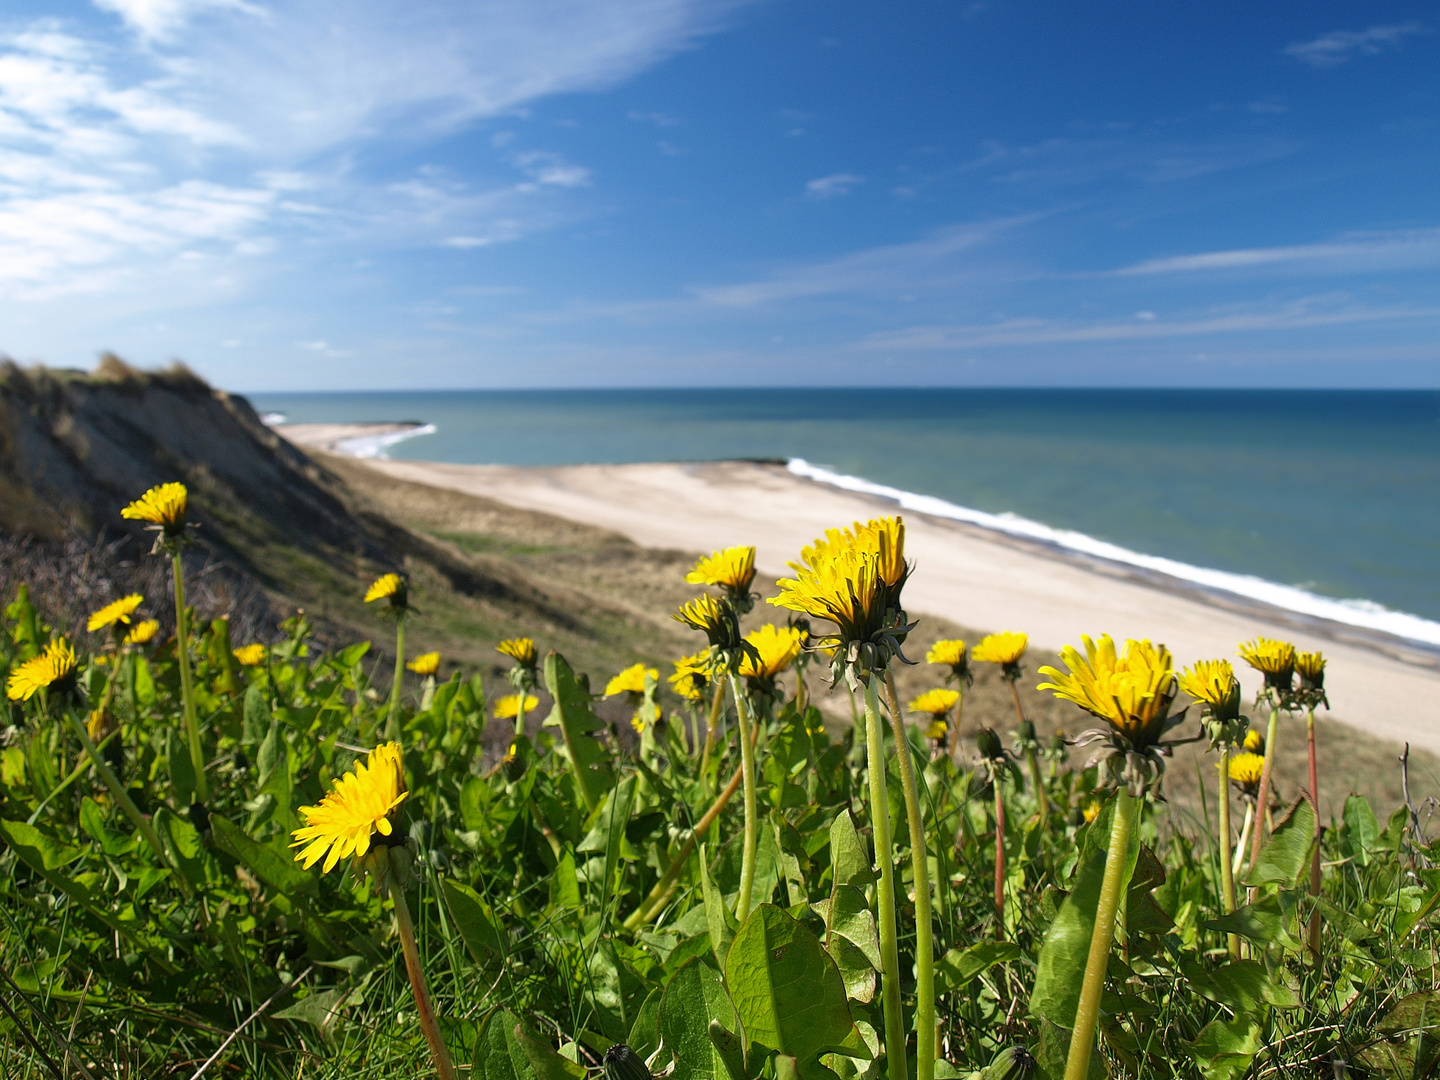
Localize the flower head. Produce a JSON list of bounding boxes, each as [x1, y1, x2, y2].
[[739, 624, 805, 682], [7, 640, 78, 702], [1295, 650, 1328, 709], [291, 743, 408, 874], [364, 573, 408, 612], [497, 637, 538, 668], [926, 639, 972, 684], [1227, 751, 1266, 796], [673, 594, 749, 669], [407, 651, 440, 676], [1238, 637, 1296, 699], [88, 594, 143, 633], [1243, 728, 1265, 754], [233, 643, 266, 666], [121, 482, 188, 539], [972, 631, 1028, 679], [1180, 658, 1245, 747], [686, 546, 757, 609], [925, 718, 948, 741], [124, 620, 159, 646], [669, 651, 711, 702], [606, 663, 657, 697], [1082, 800, 1102, 824], [909, 687, 960, 718], [494, 693, 540, 720]]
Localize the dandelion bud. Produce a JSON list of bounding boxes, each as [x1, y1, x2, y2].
[[976, 726, 1005, 762], [602, 1044, 653, 1080]]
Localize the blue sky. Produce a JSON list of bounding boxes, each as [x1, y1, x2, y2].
[[1, 0, 1436, 389]]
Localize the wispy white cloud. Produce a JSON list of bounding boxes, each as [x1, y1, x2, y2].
[[94, 0, 267, 43], [804, 172, 864, 199], [1285, 22, 1426, 68], [1113, 227, 1440, 276]]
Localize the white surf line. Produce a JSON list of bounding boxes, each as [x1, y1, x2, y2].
[[787, 457, 1440, 649], [335, 424, 438, 459]]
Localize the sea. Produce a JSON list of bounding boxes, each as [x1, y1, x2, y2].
[[248, 389, 1440, 647]]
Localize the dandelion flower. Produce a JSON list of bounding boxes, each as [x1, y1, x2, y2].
[[686, 546, 757, 595], [669, 651, 711, 702], [909, 687, 960, 718], [925, 718, 948, 741], [1227, 751, 1266, 794], [1238, 637, 1295, 693], [364, 572, 407, 607], [1038, 635, 1178, 750], [496, 638, 537, 667], [631, 710, 660, 734], [121, 482, 188, 533], [972, 631, 1028, 667], [124, 620, 159, 645], [606, 663, 657, 697], [927, 639, 967, 668], [291, 743, 408, 873], [494, 693, 539, 720], [407, 652, 440, 676], [1180, 659, 1242, 721], [738, 624, 805, 681], [1243, 728, 1265, 753], [7, 639, 78, 702], [88, 594, 143, 632], [1082, 800, 1102, 823], [1296, 651, 1326, 687], [233, 643, 266, 666]]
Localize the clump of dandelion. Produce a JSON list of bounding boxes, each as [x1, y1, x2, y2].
[[1294, 648, 1328, 960], [233, 643, 266, 666], [909, 688, 959, 756], [1237, 636, 1296, 874], [674, 593, 752, 784], [122, 483, 209, 803], [686, 545, 758, 612], [125, 620, 159, 646], [669, 650, 710, 703], [1038, 635, 1187, 1080], [291, 743, 456, 1079], [975, 632, 1045, 815], [738, 623, 805, 704], [7, 639, 78, 703], [1181, 658, 1247, 958], [365, 573, 411, 740], [493, 693, 539, 722], [407, 651, 441, 710], [497, 637, 540, 733], [88, 594, 143, 635]]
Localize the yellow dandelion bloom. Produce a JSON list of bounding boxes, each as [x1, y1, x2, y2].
[[6, 640, 78, 701], [1238, 637, 1295, 685], [497, 637, 538, 666], [407, 651, 440, 676], [87, 708, 114, 742], [909, 687, 961, 716], [1179, 658, 1241, 722], [738, 624, 805, 680], [685, 546, 757, 594], [1037, 635, 1178, 749], [769, 516, 908, 646], [364, 573, 405, 604], [121, 482, 188, 531], [124, 619, 159, 645], [674, 594, 728, 634], [606, 663, 657, 697], [493, 693, 540, 720], [1227, 751, 1266, 790], [233, 643, 266, 666], [1243, 728, 1265, 753], [972, 631, 1028, 666], [631, 710, 660, 734], [1296, 650, 1326, 686], [927, 639, 967, 667], [290, 743, 408, 874], [88, 594, 143, 632], [669, 650, 711, 702], [1083, 800, 1102, 824], [925, 718, 948, 741]]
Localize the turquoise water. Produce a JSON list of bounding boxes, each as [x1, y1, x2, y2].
[[250, 389, 1440, 634]]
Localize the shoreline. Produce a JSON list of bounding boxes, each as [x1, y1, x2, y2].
[[276, 422, 1440, 752]]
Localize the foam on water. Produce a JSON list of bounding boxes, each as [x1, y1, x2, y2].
[[335, 424, 438, 459], [787, 457, 1440, 649]]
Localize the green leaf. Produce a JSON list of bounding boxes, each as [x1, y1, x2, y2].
[[1358, 990, 1440, 1079], [274, 987, 355, 1039], [242, 682, 270, 745], [473, 1009, 540, 1080], [441, 877, 505, 961], [211, 813, 315, 895], [1029, 849, 1107, 1030], [660, 957, 741, 1080], [828, 811, 873, 888], [257, 718, 281, 788], [725, 904, 856, 1077], [1035, 1019, 1105, 1080], [1201, 894, 1303, 951], [1243, 797, 1316, 889], [1179, 958, 1298, 1014], [548, 850, 581, 912], [544, 651, 615, 813], [165, 726, 196, 807], [1125, 845, 1173, 936], [514, 1023, 587, 1080], [1341, 794, 1380, 867], [819, 884, 881, 1003], [0, 817, 82, 870], [701, 843, 737, 968], [628, 988, 664, 1066], [153, 807, 213, 888], [937, 941, 1022, 995], [1188, 1015, 1262, 1080], [709, 1020, 748, 1080]]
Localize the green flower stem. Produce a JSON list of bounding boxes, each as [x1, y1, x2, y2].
[[1233, 803, 1253, 879], [728, 673, 759, 924], [1306, 707, 1322, 963], [170, 552, 209, 804], [1065, 789, 1136, 1080], [64, 710, 190, 899], [384, 618, 406, 742], [1008, 682, 1048, 819], [700, 679, 725, 790], [884, 669, 936, 1080], [513, 693, 527, 737], [1217, 746, 1239, 961], [993, 774, 1007, 921], [389, 868, 458, 1080], [1247, 704, 1281, 878], [863, 675, 907, 1080], [949, 690, 966, 766]]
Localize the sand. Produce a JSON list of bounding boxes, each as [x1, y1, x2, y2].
[[278, 424, 1440, 753]]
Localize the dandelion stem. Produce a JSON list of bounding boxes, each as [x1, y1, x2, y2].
[[949, 689, 966, 767], [513, 693, 527, 738], [700, 679, 725, 789], [385, 618, 406, 742], [1233, 802, 1253, 879], [863, 675, 906, 1080], [993, 771, 1007, 924], [64, 710, 189, 898], [170, 552, 209, 804], [389, 871, 458, 1080], [884, 668, 936, 1080], [1217, 745, 1239, 960], [1007, 682, 1048, 820], [728, 673, 759, 925], [1247, 703, 1280, 879], [1065, 789, 1135, 1080], [1306, 706, 1322, 964]]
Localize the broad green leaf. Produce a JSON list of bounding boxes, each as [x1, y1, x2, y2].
[[1125, 845, 1173, 936], [829, 811, 873, 888], [242, 682, 270, 745], [1035, 1019, 1105, 1080], [661, 957, 740, 1080], [442, 877, 506, 960], [548, 850, 581, 912], [1243, 797, 1316, 889], [937, 941, 1022, 994], [822, 884, 881, 1001], [725, 904, 856, 1077], [544, 651, 614, 813], [701, 843, 737, 967], [1201, 894, 1303, 951], [514, 1024, 587, 1080], [154, 807, 213, 888], [473, 1008, 539, 1080], [1179, 958, 1298, 1014], [274, 987, 354, 1039], [0, 817, 82, 870], [1341, 794, 1380, 867], [1029, 848, 1107, 1030], [1188, 1015, 1262, 1080], [257, 718, 281, 787], [578, 777, 637, 908], [709, 1020, 747, 1080], [1358, 990, 1440, 1078], [628, 988, 663, 1066], [165, 726, 195, 807], [211, 813, 315, 895]]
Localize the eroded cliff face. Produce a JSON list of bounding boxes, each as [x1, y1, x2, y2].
[[0, 356, 385, 577]]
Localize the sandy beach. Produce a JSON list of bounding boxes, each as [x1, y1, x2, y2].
[[279, 423, 1440, 753]]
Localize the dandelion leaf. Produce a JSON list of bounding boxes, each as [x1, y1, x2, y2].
[[210, 813, 314, 895], [1243, 797, 1316, 889], [1187, 1014, 1262, 1080], [1340, 794, 1380, 866], [1358, 990, 1440, 1078], [661, 957, 740, 1080], [441, 877, 506, 961], [544, 651, 614, 813]]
